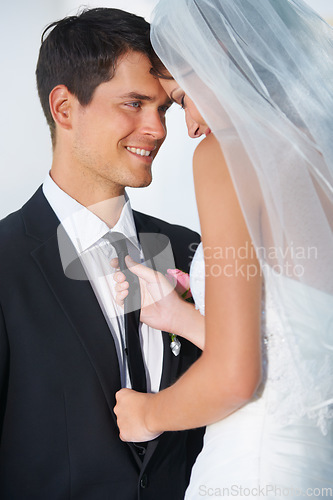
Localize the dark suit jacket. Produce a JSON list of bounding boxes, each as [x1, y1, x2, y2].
[[0, 187, 203, 500]]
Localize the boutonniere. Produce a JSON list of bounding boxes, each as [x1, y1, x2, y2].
[[165, 269, 192, 356]]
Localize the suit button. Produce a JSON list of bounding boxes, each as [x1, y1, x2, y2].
[[138, 446, 146, 456], [140, 473, 148, 488]]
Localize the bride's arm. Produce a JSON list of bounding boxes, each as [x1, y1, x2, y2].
[[115, 134, 262, 440]]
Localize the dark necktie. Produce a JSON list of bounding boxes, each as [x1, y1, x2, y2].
[[104, 231, 147, 393]]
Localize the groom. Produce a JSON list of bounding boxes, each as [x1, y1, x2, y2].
[[0, 8, 203, 500]]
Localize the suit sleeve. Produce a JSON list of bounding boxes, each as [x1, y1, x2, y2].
[[0, 302, 9, 436]]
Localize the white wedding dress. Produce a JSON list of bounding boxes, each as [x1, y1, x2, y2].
[[186, 242, 333, 499]]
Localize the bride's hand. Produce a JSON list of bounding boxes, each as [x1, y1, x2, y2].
[[114, 388, 161, 442], [112, 255, 184, 334]]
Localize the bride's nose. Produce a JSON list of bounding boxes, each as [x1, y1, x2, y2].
[[185, 111, 203, 139]]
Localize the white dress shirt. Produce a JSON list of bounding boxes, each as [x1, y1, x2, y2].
[[43, 174, 163, 392]]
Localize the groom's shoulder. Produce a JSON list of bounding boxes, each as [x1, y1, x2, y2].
[[0, 205, 25, 242], [0, 206, 29, 272], [0, 187, 42, 238], [0, 187, 53, 260]]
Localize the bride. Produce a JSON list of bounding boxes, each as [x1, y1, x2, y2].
[[114, 0, 333, 497]]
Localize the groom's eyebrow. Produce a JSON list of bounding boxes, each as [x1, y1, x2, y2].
[[118, 92, 154, 101]]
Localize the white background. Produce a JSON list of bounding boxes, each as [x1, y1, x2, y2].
[[1, 0, 332, 233]]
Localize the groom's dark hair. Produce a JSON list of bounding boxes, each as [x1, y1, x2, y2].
[[36, 8, 153, 145]]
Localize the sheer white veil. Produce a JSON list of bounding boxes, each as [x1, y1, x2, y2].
[[151, 0, 333, 433]]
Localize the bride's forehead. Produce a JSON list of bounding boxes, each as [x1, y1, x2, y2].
[[158, 78, 178, 97]]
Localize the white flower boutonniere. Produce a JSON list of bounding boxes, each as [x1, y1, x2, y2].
[[169, 333, 182, 357]]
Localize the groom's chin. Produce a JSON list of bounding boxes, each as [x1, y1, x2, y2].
[[129, 172, 153, 189]]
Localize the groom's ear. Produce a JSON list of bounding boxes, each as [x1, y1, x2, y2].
[[49, 85, 73, 131]]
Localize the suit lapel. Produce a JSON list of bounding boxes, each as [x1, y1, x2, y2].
[[32, 236, 121, 398], [159, 332, 180, 390], [22, 188, 121, 422]]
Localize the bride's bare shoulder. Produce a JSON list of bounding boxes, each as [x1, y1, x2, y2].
[[194, 132, 221, 157], [193, 133, 228, 179]]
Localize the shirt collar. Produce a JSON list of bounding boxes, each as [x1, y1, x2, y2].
[[42, 173, 140, 255]]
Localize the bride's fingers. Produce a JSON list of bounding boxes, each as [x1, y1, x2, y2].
[[125, 255, 158, 283], [115, 281, 129, 292], [115, 289, 128, 307], [113, 270, 126, 283]]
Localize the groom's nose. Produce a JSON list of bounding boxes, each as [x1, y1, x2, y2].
[[141, 110, 167, 141]]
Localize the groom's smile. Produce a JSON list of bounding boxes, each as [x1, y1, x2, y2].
[[125, 146, 155, 161], [124, 143, 158, 167]]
